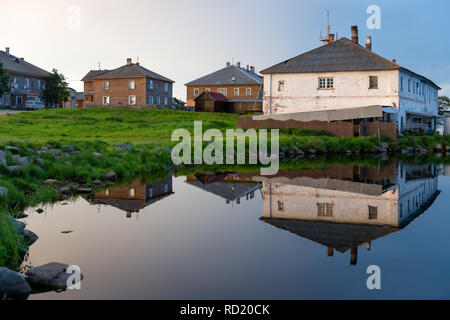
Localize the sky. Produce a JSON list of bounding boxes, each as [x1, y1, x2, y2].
[[1, 0, 450, 100]]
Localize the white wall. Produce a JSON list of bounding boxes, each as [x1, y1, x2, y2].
[[263, 70, 400, 115]]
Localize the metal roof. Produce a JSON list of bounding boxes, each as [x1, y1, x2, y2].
[[186, 64, 262, 86], [0, 50, 50, 78], [252, 105, 384, 122], [260, 38, 440, 89], [82, 64, 174, 83]]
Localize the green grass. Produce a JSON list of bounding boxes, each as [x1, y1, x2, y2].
[[0, 211, 20, 268]]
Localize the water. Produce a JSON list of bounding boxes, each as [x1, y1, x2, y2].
[[22, 162, 450, 299]]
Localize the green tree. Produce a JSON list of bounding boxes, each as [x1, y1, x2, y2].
[[438, 96, 450, 115], [0, 61, 10, 97], [43, 69, 70, 107]]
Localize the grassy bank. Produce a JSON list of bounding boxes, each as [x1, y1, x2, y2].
[[0, 212, 20, 267]]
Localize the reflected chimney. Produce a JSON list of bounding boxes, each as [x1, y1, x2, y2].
[[5, 47, 10, 55], [351, 26, 359, 44], [350, 247, 358, 265], [126, 211, 131, 218], [126, 58, 132, 66], [328, 247, 334, 257], [365, 242, 371, 251], [365, 36, 372, 51]]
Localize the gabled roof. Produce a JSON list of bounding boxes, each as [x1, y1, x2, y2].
[[186, 64, 262, 86], [194, 91, 228, 102], [82, 63, 174, 83], [0, 49, 50, 78], [260, 38, 440, 89]]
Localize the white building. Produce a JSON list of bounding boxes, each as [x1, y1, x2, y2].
[[260, 26, 440, 133]]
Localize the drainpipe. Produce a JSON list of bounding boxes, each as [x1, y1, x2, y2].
[[269, 74, 273, 115], [269, 182, 272, 218]]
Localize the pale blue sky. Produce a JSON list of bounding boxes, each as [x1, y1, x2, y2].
[[1, 0, 449, 100]]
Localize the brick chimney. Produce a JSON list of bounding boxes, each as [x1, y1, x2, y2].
[[392, 59, 396, 64], [328, 33, 335, 43], [365, 36, 372, 51], [351, 26, 358, 44], [250, 66, 255, 73], [136, 62, 140, 66], [5, 47, 9, 56], [236, 61, 241, 67], [126, 58, 132, 66], [226, 62, 231, 67]]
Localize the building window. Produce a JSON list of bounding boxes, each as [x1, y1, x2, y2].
[[164, 184, 169, 193], [318, 77, 334, 89], [148, 96, 153, 104], [25, 79, 30, 89], [194, 88, 199, 96], [400, 77, 403, 91], [317, 203, 334, 217], [149, 188, 153, 198], [369, 206, 378, 220], [277, 201, 285, 212], [218, 88, 227, 96], [128, 188, 135, 198], [149, 79, 153, 89], [16, 96, 23, 105], [37, 80, 41, 90], [129, 80, 135, 89], [156, 96, 161, 104], [278, 80, 285, 91], [369, 76, 378, 89], [246, 88, 251, 96], [234, 88, 239, 96], [164, 83, 169, 92], [205, 88, 211, 92], [102, 96, 110, 105], [128, 95, 136, 105], [408, 79, 411, 92], [0, 96, 2, 105], [6, 95, 10, 105], [42, 81, 46, 90], [164, 96, 168, 105], [103, 81, 110, 90], [103, 189, 109, 196]]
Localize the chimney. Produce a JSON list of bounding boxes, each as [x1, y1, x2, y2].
[[136, 62, 140, 66], [246, 65, 249, 70], [236, 61, 241, 67], [19, 58, 24, 63], [351, 25, 359, 44], [365, 36, 372, 51], [126, 58, 132, 66], [392, 59, 397, 64], [226, 61, 231, 67], [250, 66, 255, 73], [5, 47, 9, 56], [328, 33, 335, 43]]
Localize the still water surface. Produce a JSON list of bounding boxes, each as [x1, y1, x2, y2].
[[23, 162, 450, 299]]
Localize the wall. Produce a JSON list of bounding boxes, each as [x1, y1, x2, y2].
[[146, 78, 173, 106], [93, 77, 146, 106], [263, 70, 399, 115], [187, 84, 262, 106]]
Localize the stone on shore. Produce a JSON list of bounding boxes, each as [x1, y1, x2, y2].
[[5, 146, 20, 154], [0, 186, 8, 196], [26, 262, 83, 290], [114, 144, 133, 151], [23, 229, 39, 245], [0, 150, 7, 166], [0, 267, 31, 300], [92, 152, 102, 157], [7, 216, 25, 235]]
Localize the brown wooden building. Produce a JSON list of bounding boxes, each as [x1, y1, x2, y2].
[[81, 58, 174, 108], [185, 62, 263, 113]]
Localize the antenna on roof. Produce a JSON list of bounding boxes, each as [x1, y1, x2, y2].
[[319, 10, 334, 44], [98, 62, 101, 70]]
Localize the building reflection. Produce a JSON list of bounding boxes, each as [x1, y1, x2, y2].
[[257, 163, 439, 265], [86, 175, 173, 218], [185, 173, 261, 205]]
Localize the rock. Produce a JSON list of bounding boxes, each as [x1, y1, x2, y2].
[[0, 150, 7, 167], [92, 152, 102, 157], [17, 157, 30, 166], [61, 231, 73, 234], [435, 144, 442, 151], [25, 262, 83, 290], [345, 150, 352, 154], [374, 145, 386, 153], [114, 144, 133, 151], [45, 179, 56, 184], [0, 267, 31, 300], [7, 216, 25, 235], [0, 186, 8, 197], [36, 208, 44, 214], [153, 146, 172, 154], [307, 148, 317, 154], [49, 149, 62, 156], [281, 147, 290, 153], [35, 158, 45, 166], [92, 179, 102, 185], [6, 165, 23, 173], [4, 146, 20, 154], [16, 213, 28, 219], [62, 145, 74, 152], [105, 171, 116, 180], [23, 229, 39, 245], [77, 187, 92, 194], [380, 142, 389, 150], [59, 187, 72, 194]]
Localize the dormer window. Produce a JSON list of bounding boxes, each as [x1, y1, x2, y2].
[[232, 75, 236, 82]]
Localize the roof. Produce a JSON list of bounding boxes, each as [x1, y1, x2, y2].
[[0, 49, 50, 78], [186, 64, 262, 86], [194, 91, 228, 102], [87, 192, 173, 213], [252, 105, 384, 122], [260, 38, 440, 89], [75, 92, 84, 100], [81, 63, 174, 83]]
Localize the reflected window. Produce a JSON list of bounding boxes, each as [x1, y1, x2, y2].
[[369, 206, 378, 220], [164, 184, 168, 193], [149, 188, 153, 198], [103, 189, 109, 196], [317, 203, 333, 217], [128, 188, 135, 198], [277, 201, 285, 212]]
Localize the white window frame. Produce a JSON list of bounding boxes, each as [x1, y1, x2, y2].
[[16, 96, 23, 105], [102, 96, 110, 105], [246, 88, 251, 96], [37, 80, 41, 90], [234, 88, 239, 96], [205, 88, 211, 92], [164, 83, 169, 92], [129, 80, 136, 90], [156, 96, 161, 105], [194, 88, 199, 96], [369, 76, 378, 89], [164, 96, 168, 105], [148, 96, 154, 104], [6, 95, 10, 105], [103, 81, 110, 90], [25, 79, 30, 89], [128, 188, 136, 198], [128, 95, 136, 105], [149, 79, 153, 89], [218, 88, 227, 96], [278, 81, 285, 91]]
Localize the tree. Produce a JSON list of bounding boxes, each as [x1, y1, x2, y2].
[[438, 96, 450, 115], [0, 61, 10, 97], [43, 69, 70, 107]]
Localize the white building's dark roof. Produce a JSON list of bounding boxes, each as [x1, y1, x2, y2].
[[261, 38, 440, 89], [186, 64, 262, 86], [81, 63, 174, 83], [0, 49, 50, 78]]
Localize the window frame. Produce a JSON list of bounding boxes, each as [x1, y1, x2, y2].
[[129, 80, 136, 90], [149, 79, 154, 89], [103, 81, 110, 90], [164, 82, 169, 92], [278, 80, 285, 92], [148, 96, 154, 104], [102, 96, 110, 105], [234, 88, 239, 96], [194, 88, 199, 96], [128, 95, 136, 105], [246, 88, 252, 96], [318, 77, 334, 89], [369, 76, 378, 89]]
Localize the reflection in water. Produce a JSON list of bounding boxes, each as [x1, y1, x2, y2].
[[86, 176, 174, 218]]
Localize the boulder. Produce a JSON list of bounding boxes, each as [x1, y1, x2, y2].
[[62, 145, 74, 152], [6, 165, 23, 173], [23, 229, 39, 245], [25, 262, 83, 290], [4, 146, 20, 154], [49, 149, 62, 156], [36, 208, 44, 214], [7, 216, 25, 235], [0, 186, 8, 197], [114, 144, 133, 151], [59, 187, 72, 194], [0, 267, 31, 300], [45, 179, 57, 184], [0, 150, 7, 167], [17, 157, 30, 166], [77, 187, 92, 194], [92, 152, 102, 158], [153, 146, 172, 154], [92, 179, 102, 185], [16, 213, 28, 219], [307, 148, 317, 154]]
